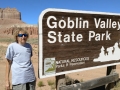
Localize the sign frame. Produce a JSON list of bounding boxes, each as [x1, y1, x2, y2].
[[39, 8, 120, 78]]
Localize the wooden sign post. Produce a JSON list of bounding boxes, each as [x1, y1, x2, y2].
[[106, 65, 116, 90], [56, 74, 65, 90]]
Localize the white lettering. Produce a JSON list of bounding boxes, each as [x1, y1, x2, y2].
[[48, 31, 56, 43], [47, 16, 57, 28], [89, 31, 111, 41]]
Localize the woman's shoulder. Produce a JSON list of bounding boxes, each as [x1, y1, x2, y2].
[[25, 43, 31, 46], [8, 42, 17, 47], [25, 43, 32, 47]]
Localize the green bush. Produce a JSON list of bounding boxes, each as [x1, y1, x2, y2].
[[38, 81, 44, 87], [47, 80, 55, 86]]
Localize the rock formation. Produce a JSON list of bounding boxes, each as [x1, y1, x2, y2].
[[0, 7, 38, 35], [3, 25, 38, 35], [0, 7, 21, 20]]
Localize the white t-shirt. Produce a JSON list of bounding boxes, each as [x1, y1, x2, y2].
[[5, 42, 36, 85]]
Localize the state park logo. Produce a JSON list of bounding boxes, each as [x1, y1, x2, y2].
[[44, 58, 56, 75]]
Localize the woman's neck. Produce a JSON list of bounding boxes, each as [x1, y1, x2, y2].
[[18, 42, 26, 46]]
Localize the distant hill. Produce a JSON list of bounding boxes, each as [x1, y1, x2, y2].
[[0, 7, 38, 35]]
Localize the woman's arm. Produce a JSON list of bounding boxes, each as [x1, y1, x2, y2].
[[5, 59, 12, 90]]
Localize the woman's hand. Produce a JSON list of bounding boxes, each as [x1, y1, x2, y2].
[[5, 80, 10, 90]]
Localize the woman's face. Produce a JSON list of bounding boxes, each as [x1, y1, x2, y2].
[[17, 31, 28, 45]]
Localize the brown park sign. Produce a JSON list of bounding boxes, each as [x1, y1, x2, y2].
[[38, 8, 120, 78]]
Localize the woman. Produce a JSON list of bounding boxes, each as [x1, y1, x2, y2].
[[5, 28, 36, 90]]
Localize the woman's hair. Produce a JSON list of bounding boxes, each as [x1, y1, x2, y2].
[[13, 27, 29, 42]]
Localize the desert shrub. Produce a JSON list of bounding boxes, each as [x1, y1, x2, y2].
[[38, 81, 44, 87], [47, 80, 55, 86]]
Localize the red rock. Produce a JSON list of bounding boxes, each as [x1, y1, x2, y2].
[[0, 7, 21, 20], [0, 7, 38, 35]]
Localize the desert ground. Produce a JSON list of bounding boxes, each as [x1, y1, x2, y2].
[[0, 34, 120, 90]]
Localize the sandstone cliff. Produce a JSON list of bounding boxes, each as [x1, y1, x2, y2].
[[0, 7, 38, 35], [3, 25, 38, 35], [0, 7, 21, 20]]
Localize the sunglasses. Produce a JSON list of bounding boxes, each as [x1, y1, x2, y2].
[[17, 34, 28, 37]]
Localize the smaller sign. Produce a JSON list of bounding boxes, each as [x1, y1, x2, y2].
[[44, 57, 56, 75]]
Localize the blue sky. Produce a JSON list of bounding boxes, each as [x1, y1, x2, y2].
[[1, 0, 120, 24]]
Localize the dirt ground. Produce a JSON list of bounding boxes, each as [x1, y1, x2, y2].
[[1, 60, 120, 90], [0, 35, 120, 90]]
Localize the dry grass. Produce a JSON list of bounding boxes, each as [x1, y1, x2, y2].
[[0, 45, 7, 60]]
